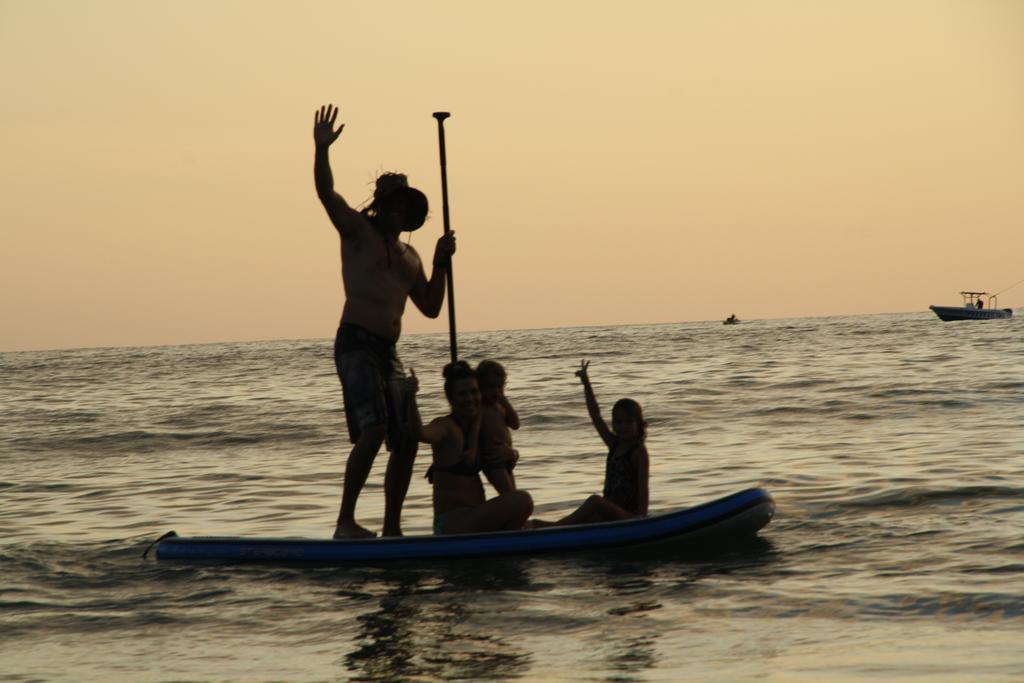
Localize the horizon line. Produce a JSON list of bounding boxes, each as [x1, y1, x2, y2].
[[0, 308, 977, 355]]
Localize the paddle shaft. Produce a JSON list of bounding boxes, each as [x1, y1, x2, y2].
[[433, 112, 457, 363]]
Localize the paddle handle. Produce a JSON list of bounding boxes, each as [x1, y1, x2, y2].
[[433, 111, 457, 363]]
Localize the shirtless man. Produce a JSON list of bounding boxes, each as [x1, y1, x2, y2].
[[314, 104, 456, 538]]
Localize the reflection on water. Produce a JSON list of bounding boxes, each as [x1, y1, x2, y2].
[[591, 562, 664, 679], [344, 561, 534, 680], [345, 576, 428, 680], [340, 543, 782, 682], [606, 634, 659, 680]]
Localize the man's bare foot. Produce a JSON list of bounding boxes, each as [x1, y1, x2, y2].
[[333, 520, 377, 539]]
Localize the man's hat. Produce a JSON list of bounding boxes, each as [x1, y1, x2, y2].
[[374, 173, 428, 231]]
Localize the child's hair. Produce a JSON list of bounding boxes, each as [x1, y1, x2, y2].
[[442, 360, 477, 401], [476, 359, 506, 384], [612, 398, 647, 440]]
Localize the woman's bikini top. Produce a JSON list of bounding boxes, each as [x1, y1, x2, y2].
[[425, 416, 481, 483], [426, 458, 481, 483]]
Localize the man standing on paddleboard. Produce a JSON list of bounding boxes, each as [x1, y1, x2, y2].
[[313, 104, 456, 539]]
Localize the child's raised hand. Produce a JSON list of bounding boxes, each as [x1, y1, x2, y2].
[[575, 360, 591, 383]]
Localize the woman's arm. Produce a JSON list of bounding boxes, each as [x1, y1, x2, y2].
[[577, 360, 613, 447], [419, 417, 450, 445], [462, 413, 481, 465]]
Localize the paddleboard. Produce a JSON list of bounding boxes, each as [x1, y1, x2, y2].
[[151, 487, 773, 564]]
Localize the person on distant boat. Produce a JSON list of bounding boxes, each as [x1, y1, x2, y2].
[[529, 360, 650, 527], [476, 359, 521, 494], [416, 361, 534, 535], [976, 298, 984, 309], [314, 104, 456, 539]]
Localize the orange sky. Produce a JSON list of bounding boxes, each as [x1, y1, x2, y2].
[[2, 1, 1022, 351]]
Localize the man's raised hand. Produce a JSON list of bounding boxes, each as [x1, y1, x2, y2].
[[314, 104, 345, 148]]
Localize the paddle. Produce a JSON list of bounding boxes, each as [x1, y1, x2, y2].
[[432, 111, 458, 362]]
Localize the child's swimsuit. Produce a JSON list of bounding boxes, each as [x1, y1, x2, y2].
[[481, 446, 518, 473], [602, 441, 642, 514], [479, 405, 518, 472]]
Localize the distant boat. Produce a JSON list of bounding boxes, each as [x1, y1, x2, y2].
[[929, 291, 1012, 321], [723, 314, 740, 325]]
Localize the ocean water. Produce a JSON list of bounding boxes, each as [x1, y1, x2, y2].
[[1, 313, 1022, 682]]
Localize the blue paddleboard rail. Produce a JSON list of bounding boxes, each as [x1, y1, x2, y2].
[[153, 487, 774, 563]]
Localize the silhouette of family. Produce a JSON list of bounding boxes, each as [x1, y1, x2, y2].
[[314, 104, 650, 538]]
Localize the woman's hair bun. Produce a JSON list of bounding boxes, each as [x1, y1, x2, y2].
[[442, 360, 473, 379]]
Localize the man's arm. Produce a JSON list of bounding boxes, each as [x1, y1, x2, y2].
[[409, 232, 456, 318], [313, 104, 366, 241]]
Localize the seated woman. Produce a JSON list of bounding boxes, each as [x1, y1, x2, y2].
[[531, 360, 650, 527], [416, 361, 533, 535]]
